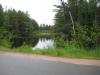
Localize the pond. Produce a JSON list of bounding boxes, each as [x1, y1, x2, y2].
[[32, 37, 55, 50], [11, 35, 55, 49]]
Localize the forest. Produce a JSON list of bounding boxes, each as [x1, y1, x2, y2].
[[54, 0, 100, 49], [0, 5, 39, 48], [0, 0, 100, 58]]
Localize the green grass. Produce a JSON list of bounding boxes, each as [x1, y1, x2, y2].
[[32, 48, 100, 59], [0, 45, 100, 59]]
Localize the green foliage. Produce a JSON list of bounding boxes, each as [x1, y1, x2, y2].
[[12, 45, 33, 53], [54, 0, 100, 49], [33, 47, 100, 59], [0, 4, 4, 27], [0, 39, 11, 48], [0, 46, 99, 59], [55, 37, 66, 48], [0, 4, 39, 48], [54, 7, 72, 35]]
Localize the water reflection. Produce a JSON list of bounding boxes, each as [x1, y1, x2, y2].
[[11, 37, 38, 48], [32, 37, 55, 50], [11, 36, 55, 49]]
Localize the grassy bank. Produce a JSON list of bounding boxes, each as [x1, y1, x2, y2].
[[0, 45, 100, 59], [32, 48, 100, 59]]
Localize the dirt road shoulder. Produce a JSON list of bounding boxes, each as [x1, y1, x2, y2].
[[0, 51, 100, 66]]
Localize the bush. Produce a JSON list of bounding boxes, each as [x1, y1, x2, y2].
[[13, 44, 33, 53], [0, 39, 11, 48], [54, 37, 66, 48]]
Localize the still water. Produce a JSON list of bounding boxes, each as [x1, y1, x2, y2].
[[10, 35, 55, 49], [32, 37, 55, 50]]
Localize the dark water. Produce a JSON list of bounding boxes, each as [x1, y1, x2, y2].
[[11, 36, 55, 49]]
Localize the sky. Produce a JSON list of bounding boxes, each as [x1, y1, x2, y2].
[[0, 0, 65, 25]]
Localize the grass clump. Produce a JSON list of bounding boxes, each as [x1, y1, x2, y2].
[[12, 45, 33, 53], [32, 47, 100, 59]]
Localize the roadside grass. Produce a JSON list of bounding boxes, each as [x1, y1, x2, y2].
[[12, 45, 33, 53], [32, 48, 100, 59], [0, 45, 100, 59], [0, 45, 33, 53]]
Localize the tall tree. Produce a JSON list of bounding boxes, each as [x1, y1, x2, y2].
[[0, 4, 5, 39], [54, 0, 100, 48], [0, 4, 4, 27]]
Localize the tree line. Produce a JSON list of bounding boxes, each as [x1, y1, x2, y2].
[[54, 0, 100, 49], [0, 0, 100, 49], [39, 24, 53, 31], [0, 4, 39, 47]]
